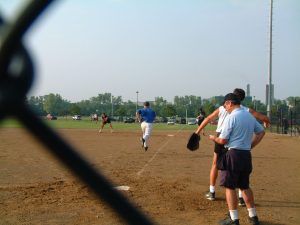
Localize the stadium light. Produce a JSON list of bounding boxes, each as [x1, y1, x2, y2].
[[267, 0, 273, 120], [136, 91, 139, 111], [111, 95, 114, 118]]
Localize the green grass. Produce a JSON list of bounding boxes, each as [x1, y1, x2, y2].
[[0, 118, 23, 128], [0, 117, 217, 131]]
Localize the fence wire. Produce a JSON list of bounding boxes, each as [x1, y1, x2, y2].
[[0, 1, 155, 224]]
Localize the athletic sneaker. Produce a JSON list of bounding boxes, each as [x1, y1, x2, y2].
[[248, 216, 260, 225], [205, 191, 215, 201], [238, 197, 246, 207], [218, 217, 239, 225]]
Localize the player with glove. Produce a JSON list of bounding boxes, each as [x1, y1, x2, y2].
[[194, 88, 270, 205], [99, 112, 113, 133]]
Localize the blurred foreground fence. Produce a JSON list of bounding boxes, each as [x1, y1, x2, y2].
[[0, 1, 155, 224]]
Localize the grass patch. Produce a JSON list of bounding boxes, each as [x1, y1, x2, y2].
[[0, 117, 217, 131]]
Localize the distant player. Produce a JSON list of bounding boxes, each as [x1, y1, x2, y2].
[[99, 113, 113, 133], [197, 107, 206, 126], [136, 101, 156, 151]]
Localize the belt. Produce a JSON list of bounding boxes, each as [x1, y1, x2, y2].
[[228, 148, 250, 151]]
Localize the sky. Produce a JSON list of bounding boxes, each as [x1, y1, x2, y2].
[[1, 0, 299, 103]]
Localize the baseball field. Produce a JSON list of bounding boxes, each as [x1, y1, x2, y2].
[[0, 120, 299, 225]]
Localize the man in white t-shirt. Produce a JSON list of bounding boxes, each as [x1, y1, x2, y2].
[[194, 89, 270, 205]]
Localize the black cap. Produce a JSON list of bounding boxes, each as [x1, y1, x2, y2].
[[223, 93, 241, 105]]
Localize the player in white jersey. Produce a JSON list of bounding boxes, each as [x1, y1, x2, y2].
[[194, 88, 270, 204]]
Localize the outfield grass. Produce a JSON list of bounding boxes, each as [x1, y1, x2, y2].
[[0, 117, 217, 131]]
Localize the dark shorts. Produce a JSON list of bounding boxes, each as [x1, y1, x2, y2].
[[219, 149, 252, 190], [215, 142, 226, 154], [197, 117, 205, 126], [214, 133, 226, 154], [102, 118, 111, 124]]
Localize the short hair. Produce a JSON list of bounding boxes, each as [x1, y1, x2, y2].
[[233, 88, 245, 101], [144, 101, 150, 107], [223, 93, 241, 105]]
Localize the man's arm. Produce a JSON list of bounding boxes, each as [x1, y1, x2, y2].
[[135, 111, 141, 122], [195, 108, 219, 135], [251, 131, 265, 149], [208, 134, 228, 145], [249, 109, 270, 128]]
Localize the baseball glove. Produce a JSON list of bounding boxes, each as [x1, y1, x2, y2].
[[186, 133, 200, 151]]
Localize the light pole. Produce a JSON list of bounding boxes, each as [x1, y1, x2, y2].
[[185, 107, 188, 125], [267, 0, 273, 120], [111, 95, 114, 118], [186, 100, 191, 125], [136, 91, 139, 111]]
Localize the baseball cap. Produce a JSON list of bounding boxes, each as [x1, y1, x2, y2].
[[222, 93, 241, 105]]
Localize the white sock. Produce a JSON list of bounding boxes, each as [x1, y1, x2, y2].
[[247, 208, 257, 218], [209, 185, 215, 193], [238, 189, 243, 198], [229, 210, 238, 220]]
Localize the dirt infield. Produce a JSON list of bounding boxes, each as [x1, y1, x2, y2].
[[0, 128, 299, 225]]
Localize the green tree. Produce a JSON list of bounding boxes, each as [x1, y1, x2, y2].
[[202, 101, 216, 115], [152, 97, 167, 117], [161, 104, 176, 117], [26, 96, 45, 116], [286, 96, 300, 113], [43, 93, 69, 116], [114, 105, 128, 120], [69, 103, 81, 115], [122, 100, 136, 117], [173, 95, 202, 117], [77, 100, 92, 115]]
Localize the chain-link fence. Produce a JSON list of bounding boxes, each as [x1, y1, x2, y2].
[[0, 1, 155, 224], [270, 108, 300, 136]]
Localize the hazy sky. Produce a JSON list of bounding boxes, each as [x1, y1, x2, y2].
[[1, 0, 299, 103]]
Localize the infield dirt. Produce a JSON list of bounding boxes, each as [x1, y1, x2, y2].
[[0, 128, 299, 225]]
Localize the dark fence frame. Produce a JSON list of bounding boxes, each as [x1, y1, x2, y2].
[[0, 1, 155, 224]]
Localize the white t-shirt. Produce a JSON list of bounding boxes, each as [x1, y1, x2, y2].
[[216, 105, 249, 133]]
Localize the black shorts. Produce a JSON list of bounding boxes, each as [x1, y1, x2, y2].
[[197, 117, 204, 126], [103, 118, 111, 124], [219, 149, 252, 190], [214, 133, 226, 154]]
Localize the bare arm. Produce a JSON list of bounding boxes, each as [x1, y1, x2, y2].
[[210, 131, 265, 149], [195, 108, 219, 135], [135, 112, 141, 122], [249, 109, 270, 128], [251, 131, 265, 149], [208, 135, 228, 145]]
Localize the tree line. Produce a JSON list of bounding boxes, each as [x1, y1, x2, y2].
[[26, 93, 300, 121]]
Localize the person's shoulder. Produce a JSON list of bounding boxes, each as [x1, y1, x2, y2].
[[218, 106, 226, 114], [240, 105, 250, 111]]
